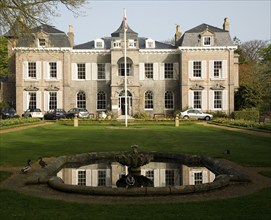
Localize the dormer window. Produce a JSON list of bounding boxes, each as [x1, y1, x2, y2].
[[146, 38, 155, 49], [203, 36, 211, 46], [128, 39, 136, 48], [39, 39, 46, 47], [95, 39, 104, 48], [113, 40, 121, 48]]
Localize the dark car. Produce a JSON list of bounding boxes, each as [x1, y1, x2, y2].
[[44, 109, 66, 120], [1, 108, 18, 119], [66, 108, 90, 119], [22, 108, 44, 119]]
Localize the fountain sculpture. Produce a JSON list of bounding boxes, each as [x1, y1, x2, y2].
[[115, 145, 154, 187]]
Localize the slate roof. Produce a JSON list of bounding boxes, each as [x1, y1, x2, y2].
[[111, 20, 138, 37], [178, 23, 234, 47], [15, 24, 71, 47], [74, 37, 176, 50]]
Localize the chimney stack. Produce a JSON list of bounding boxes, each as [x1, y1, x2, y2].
[[223, 17, 229, 31], [67, 24, 74, 47], [175, 24, 182, 46]]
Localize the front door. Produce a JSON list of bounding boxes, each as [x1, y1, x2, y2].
[[119, 90, 132, 115]]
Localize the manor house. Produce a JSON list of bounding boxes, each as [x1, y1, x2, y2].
[[7, 17, 239, 118]]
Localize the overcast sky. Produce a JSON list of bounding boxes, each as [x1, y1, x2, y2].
[[51, 0, 271, 45]]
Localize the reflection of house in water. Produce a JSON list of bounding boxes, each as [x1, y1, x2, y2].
[[57, 162, 215, 187]]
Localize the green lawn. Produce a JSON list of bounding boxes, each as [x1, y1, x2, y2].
[[1, 123, 270, 166], [0, 123, 271, 219]]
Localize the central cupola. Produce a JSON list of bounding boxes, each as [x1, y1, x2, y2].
[[111, 20, 139, 49]]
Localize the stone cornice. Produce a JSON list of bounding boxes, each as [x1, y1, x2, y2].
[[139, 49, 178, 54], [71, 49, 111, 54], [24, 85, 39, 91], [179, 46, 237, 52], [13, 47, 71, 52]]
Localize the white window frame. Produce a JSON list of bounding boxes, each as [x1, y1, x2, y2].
[[113, 40, 121, 48], [128, 39, 136, 48], [165, 91, 174, 109], [145, 38, 155, 48], [44, 91, 63, 111], [203, 36, 211, 46], [95, 38, 104, 48], [23, 91, 42, 111], [144, 91, 153, 110], [76, 169, 86, 186], [188, 60, 206, 80], [209, 60, 228, 80], [97, 91, 107, 111], [38, 38, 46, 47]]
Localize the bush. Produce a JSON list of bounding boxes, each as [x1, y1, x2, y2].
[[0, 117, 41, 127], [133, 112, 151, 119], [233, 109, 259, 121]]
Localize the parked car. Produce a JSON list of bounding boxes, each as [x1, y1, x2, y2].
[[1, 108, 18, 119], [66, 108, 90, 119], [180, 109, 213, 121], [22, 108, 44, 119], [44, 109, 66, 120]]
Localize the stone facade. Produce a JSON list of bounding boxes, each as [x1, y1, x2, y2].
[[8, 18, 238, 117]]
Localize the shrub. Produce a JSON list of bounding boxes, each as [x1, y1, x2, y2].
[[0, 117, 41, 127], [233, 109, 259, 121], [133, 112, 152, 119]]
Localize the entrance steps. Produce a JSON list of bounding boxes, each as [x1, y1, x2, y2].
[[116, 115, 135, 121]]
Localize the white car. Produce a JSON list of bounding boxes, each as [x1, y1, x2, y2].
[[180, 109, 213, 121], [22, 108, 44, 119]]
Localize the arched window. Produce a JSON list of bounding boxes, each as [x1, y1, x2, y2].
[[97, 91, 106, 110], [145, 91, 153, 109], [118, 57, 133, 76], [77, 91, 86, 108], [165, 91, 174, 109]]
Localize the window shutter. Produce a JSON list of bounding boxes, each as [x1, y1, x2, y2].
[[71, 169, 77, 185], [201, 60, 206, 79], [159, 169, 166, 187], [36, 61, 41, 80], [43, 62, 49, 80], [44, 91, 49, 111], [92, 63, 97, 80], [203, 170, 208, 183], [209, 60, 214, 79], [57, 91, 63, 109], [86, 63, 91, 80], [189, 171, 194, 185], [57, 61, 62, 80], [154, 169, 159, 187], [36, 91, 42, 110], [153, 63, 159, 80], [86, 170, 92, 186], [92, 170, 98, 187], [201, 90, 207, 111], [57, 170, 63, 179], [188, 61, 193, 79], [23, 61, 28, 79], [139, 63, 144, 80], [105, 63, 111, 80], [188, 90, 194, 109], [222, 90, 228, 110], [209, 90, 214, 110], [222, 60, 228, 79], [71, 63, 77, 80], [23, 91, 28, 110], [210, 172, 216, 182], [160, 63, 165, 80], [173, 63, 179, 80], [106, 169, 111, 187], [141, 169, 145, 176]]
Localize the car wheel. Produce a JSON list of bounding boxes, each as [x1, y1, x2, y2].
[[183, 115, 189, 119], [205, 116, 211, 121]]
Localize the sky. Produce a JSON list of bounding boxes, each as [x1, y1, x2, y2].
[[51, 0, 271, 45]]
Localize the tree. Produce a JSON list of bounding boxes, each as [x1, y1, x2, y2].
[[235, 41, 271, 113], [0, 0, 87, 36], [0, 36, 8, 78]]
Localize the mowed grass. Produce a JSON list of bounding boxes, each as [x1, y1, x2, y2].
[[0, 123, 271, 219], [1, 123, 270, 166], [0, 187, 270, 220]]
